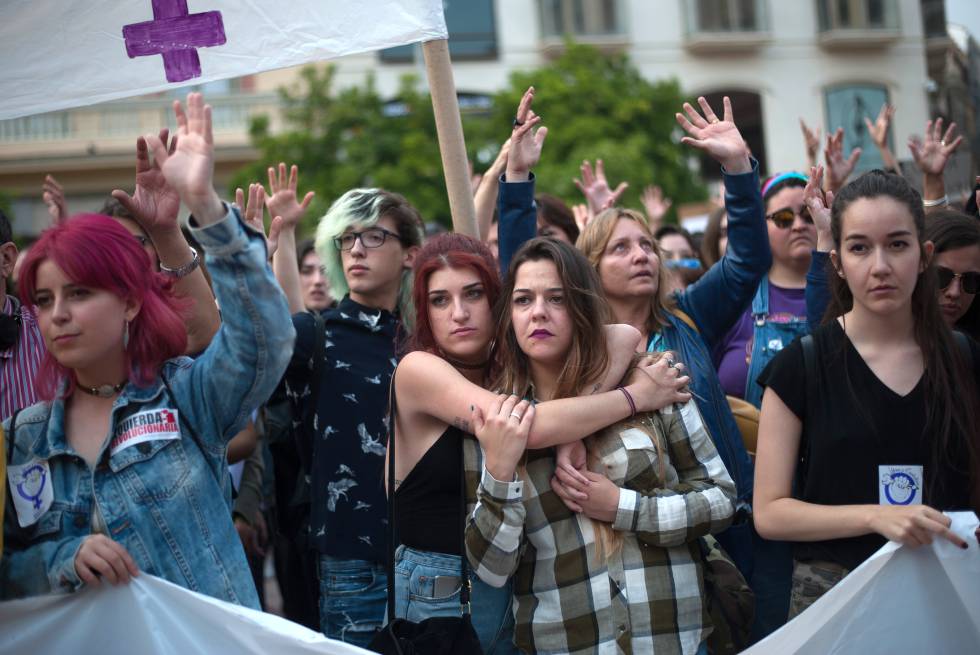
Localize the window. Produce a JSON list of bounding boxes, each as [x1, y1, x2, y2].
[[817, 0, 899, 31], [920, 0, 947, 38], [688, 0, 766, 33], [539, 0, 622, 38], [824, 84, 891, 172], [380, 0, 497, 63]]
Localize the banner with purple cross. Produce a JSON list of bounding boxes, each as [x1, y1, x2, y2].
[[0, 0, 447, 120]]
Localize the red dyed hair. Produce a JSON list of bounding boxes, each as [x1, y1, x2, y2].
[[407, 232, 500, 355], [18, 214, 188, 399]]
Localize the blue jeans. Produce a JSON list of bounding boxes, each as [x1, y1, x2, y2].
[[394, 546, 518, 655], [318, 554, 387, 648]]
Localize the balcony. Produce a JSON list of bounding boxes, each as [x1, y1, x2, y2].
[[683, 0, 771, 54], [0, 92, 280, 166], [816, 0, 901, 50]]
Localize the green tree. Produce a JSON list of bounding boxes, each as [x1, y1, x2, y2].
[[235, 42, 704, 233]]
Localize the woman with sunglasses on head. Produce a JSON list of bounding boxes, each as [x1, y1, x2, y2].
[[924, 210, 980, 341], [1, 94, 294, 607], [754, 169, 980, 618], [392, 233, 689, 653]]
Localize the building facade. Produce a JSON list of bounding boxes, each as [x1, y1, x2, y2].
[[0, 0, 969, 236]]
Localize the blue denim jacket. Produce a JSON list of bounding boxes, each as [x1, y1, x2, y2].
[[0, 207, 295, 608]]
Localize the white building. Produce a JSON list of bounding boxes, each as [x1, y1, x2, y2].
[[0, 1, 958, 234]]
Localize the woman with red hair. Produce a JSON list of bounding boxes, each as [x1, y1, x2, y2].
[[388, 232, 689, 652], [0, 94, 294, 609]]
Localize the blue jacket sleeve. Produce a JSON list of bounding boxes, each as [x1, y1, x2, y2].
[[497, 173, 537, 277], [677, 160, 771, 348], [167, 205, 296, 451], [806, 250, 832, 332]]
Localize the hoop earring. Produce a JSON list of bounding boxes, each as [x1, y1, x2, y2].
[[123, 320, 130, 351]]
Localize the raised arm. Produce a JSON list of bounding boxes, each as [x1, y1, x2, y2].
[[674, 96, 770, 346], [145, 93, 295, 446], [574, 159, 628, 217], [823, 127, 862, 194], [864, 104, 899, 174], [474, 139, 510, 242], [498, 87, 547, 275], [909, 118, 963, 212], [265, 163, 314, 313], [799, 118, 821, 172], [803, 166, 834, 330], [111, 129, 221, 355]]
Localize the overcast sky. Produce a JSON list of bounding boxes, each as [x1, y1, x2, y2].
[[947, 0, 980, 35]]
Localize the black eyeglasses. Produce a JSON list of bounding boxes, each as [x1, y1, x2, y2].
[[334, 227, 402, 251], [937, 266, 980, 294], [766, 206, 813, 229]]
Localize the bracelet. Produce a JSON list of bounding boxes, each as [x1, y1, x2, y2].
[[159, 247, 200, 280], [617, 386, 637, 418], [923, 195, 948, 208]]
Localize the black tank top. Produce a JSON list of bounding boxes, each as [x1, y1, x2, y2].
[[393, 426, 463, 555]]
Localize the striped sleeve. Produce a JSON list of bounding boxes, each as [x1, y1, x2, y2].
[[613, 399, 736, 547]]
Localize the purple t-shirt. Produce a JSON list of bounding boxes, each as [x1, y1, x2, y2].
[[713, 282, 806, 399]]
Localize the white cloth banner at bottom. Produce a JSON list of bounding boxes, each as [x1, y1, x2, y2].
[[743, 511, 980, 654], [0, 573, 372, 655]]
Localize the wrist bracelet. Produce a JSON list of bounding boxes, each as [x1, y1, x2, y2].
[[159, 247, 200, 280], [923, 195, 948, 208], [617, 386, 637, 418]]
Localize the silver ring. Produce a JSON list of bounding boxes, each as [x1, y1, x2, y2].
[[940, 140, 946, 147], [665, 357, 676, 368], [509, 411, 523, 420], [709, 118, 720, 124]]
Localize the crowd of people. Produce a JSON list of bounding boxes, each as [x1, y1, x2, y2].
[[1, 87, 978, 655]]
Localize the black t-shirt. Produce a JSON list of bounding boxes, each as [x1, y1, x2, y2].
[[758, 320, 978, 571]]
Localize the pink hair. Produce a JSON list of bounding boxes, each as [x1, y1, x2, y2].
[[18, 214, 188, 400]]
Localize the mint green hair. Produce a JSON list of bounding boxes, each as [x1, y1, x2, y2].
[[314, 188, 424, 319]]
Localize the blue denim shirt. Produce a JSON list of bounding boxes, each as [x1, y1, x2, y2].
[[0, 206, 295, 608]]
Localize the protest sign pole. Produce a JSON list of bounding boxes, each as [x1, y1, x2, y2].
[[421, 39, 478, 238]]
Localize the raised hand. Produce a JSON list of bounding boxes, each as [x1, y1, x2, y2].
[[505, 87, 548, 182], [235, 184, 283, 258], [472, 394, 534, 482], [823, 127, 862, 192], [145, 92, 224, 225], [574, 159, 628, 215], [41, 174, 69, 224], [864, 104, 895, 150], [571, 203, 592, 233], [799, 118, 822, 169], [111, 129, 181, 236], [640, 185, 672, 228], [804, 166, 834, 251], [266, 162, 315, 231], [676, 96, 751, 174], [908, 118, 963, 177]]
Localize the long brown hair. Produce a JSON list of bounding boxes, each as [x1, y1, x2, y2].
[[828, 170, 979, 510], [492, 238, 624, 557], [576, 208, 676, 334]]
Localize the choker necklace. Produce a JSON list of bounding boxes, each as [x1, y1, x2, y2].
[[443, 355, 489, 371], [77, 381, 127, 398]]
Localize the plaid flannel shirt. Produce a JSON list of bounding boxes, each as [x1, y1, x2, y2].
[[465, 399, 735, 655]]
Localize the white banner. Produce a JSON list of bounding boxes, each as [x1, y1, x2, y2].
[[744, 512, 980, 654], [0, 574, 372, 654], [0, 0, 448, 119]]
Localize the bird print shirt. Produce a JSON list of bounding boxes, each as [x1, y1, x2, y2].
[[284, 296, 400, 562]]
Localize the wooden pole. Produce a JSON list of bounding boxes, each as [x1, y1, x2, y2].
[[421, 39, 478, 238]]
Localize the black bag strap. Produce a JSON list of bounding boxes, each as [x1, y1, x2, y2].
[[799, 334, 816, 489], [296, 310, 327, 476], [953, 330, 970, 361], [5, 408, 21, 465], [384, 371, 470, 623]]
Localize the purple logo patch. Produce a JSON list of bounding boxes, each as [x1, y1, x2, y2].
[[123, 0, 227, 83]]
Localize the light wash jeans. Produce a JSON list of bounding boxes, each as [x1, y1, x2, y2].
[[318, 554, 387, 648], [394, 545, 518, 654]]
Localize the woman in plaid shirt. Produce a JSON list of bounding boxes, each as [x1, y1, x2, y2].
[[466, 238, 736, 655]]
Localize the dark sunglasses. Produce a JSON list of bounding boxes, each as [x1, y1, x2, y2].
[[766, 206, 812, 229], [937, 266, 980, 294]]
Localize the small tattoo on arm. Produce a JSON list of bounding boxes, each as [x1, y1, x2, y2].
[[453, 416, 471, 432]]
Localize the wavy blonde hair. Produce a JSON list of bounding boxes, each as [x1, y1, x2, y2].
[[576, 208, 676, 334]]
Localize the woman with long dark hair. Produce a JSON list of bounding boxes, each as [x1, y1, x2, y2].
[[467, 238, 736, 655], [924, 210, 980, 340], [753, 170, 980, 617]]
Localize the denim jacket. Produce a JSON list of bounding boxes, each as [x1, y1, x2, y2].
[[0, 207, 295, 608]]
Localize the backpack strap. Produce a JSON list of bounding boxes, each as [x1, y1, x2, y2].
[[671, 308, 699, 333], [296, 310, 327, 475], [5, 409, 20, 465], [798, 334, 817, 489], [953, 330, 970, 362]]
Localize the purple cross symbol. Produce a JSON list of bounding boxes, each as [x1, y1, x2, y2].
[[123, 0, 227, 83]]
